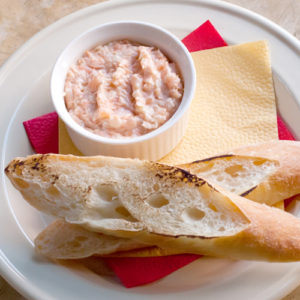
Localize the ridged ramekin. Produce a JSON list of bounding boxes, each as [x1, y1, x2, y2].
[[51, 21, 196, 160]]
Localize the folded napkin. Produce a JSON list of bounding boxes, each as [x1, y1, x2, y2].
[[277, 115, 295, 140], [182, 20, 227, 51], [105, 254, 200, 288], [23, 20, 295, 288], [24, 111, 58, 154]]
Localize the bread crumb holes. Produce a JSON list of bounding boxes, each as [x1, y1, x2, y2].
[[146, 194, 169, 208], [182, 207, 205, 221], [95, 184, 119, 202]]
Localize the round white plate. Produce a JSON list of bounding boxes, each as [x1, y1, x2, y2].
[[1, 0, 300, 299]]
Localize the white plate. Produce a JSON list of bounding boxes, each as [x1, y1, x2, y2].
[[1, 0, 300, 299]]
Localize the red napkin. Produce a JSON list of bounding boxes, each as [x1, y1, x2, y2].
[[23, 20, 295, 288], [182, 20, 227, 51], [277, 115, 295, 140], [23, 112, 58, 154], [105, 254, 200, 288]]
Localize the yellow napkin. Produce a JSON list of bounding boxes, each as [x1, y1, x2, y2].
[[160, 40, 278, 164], [104, 247, 184, 258], [59, 119, 82, 156]]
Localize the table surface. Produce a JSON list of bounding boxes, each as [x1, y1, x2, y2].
[[1, 0, 300, 299]]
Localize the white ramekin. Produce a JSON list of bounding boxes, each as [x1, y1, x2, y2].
[[51, 21, 196, 160]]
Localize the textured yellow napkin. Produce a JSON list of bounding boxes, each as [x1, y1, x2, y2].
[[60, 40, 278, 165], [104, 247, 184, 258], [59, 119, 82, 156], [160, 40, 278, 164]]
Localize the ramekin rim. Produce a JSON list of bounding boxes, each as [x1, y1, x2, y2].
[[51, 20, 196, 146]]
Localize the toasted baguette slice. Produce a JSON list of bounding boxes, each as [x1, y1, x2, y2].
[[179, 141, 300, 206], [5, 153, 300, 262], [34, 219, 147, 259], [35, 219, 182, 259], [5, 154, 249, 236], [231, 140, 300, 205], [179, 155, 279, 204]]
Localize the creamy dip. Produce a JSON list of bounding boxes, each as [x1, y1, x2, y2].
[[64, 40, 183, 138]]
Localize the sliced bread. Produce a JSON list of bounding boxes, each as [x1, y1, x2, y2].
[[35, 219, 147, 259], [5, 153, 300, 261], [179, 141, 300, 206]]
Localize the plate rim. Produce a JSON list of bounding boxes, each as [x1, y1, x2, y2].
[[1, 0, 300, 299]]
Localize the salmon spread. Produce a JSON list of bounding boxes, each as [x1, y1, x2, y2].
[[64, 40, 183, 138]]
